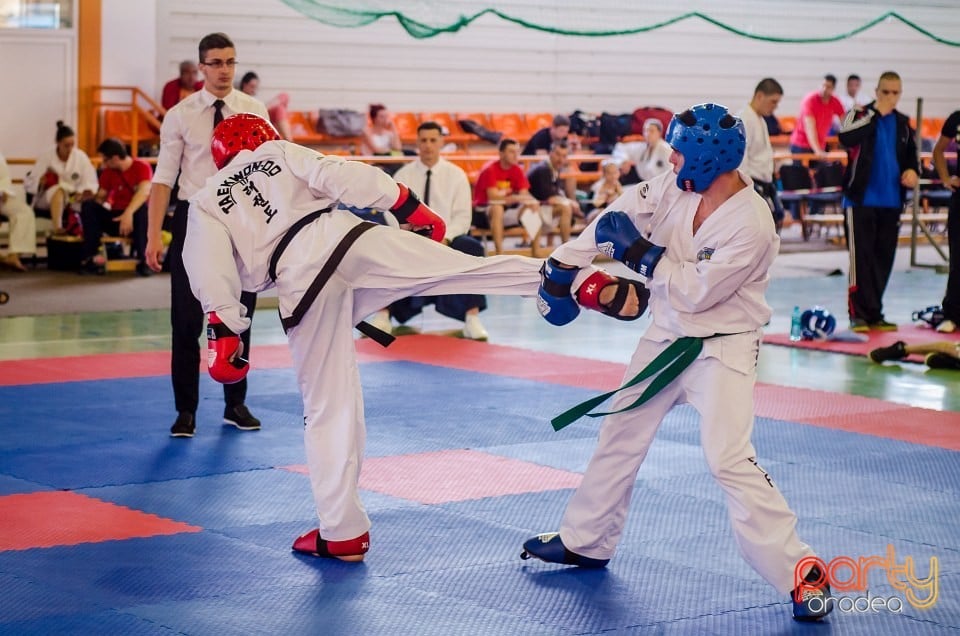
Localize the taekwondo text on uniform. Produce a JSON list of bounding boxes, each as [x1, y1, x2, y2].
[[217, 160, 283, 222]]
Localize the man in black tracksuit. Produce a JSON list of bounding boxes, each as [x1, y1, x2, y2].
[[838, 71, 918, 332]]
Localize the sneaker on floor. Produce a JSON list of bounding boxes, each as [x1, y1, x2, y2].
[[462, 314, 489, 341], [936, 319, 957, 334], [925, 352, 960, 370], [170, 412, 196, 438], [868, 341, 907, 364], [368, 309, 392, 335], [849, 318, 869, 333], [223, 404, 261, 430], [868, 319, 898, 331]]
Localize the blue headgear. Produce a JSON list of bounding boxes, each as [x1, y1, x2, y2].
[[912, 305, 945, 328], [665, 103, 746, 192], [800, 306, 837, 340]]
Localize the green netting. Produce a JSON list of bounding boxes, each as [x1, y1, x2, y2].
[[279, 1, 960, 46]]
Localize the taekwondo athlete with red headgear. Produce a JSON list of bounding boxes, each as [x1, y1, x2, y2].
[[183, 113, 646, 561]]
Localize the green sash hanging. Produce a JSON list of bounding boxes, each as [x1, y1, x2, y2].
[[551, 337, 704, 431]]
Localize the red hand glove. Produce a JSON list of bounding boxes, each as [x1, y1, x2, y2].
[[207, 312, 249, 384], [40, 169, 59, 191], [390, 182, 446, 242], [576, 270, 649, 321]]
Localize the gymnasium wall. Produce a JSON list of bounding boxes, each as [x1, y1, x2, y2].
[[148, 0, 959, 120], [1, 0, 957, 163]]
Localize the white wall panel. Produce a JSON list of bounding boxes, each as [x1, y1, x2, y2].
[[0, 31, 75, 160], [101, 0, 156, 89], [6, 0, 955, 162], [148, 0, 959, 122]]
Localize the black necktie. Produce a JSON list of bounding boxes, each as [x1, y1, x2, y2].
[[213, 99, 225, 127], [423, 169, 432, 206]]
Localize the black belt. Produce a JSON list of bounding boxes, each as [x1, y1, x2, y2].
[[268, 212, 394, 347]]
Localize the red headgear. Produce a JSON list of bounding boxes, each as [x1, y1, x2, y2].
[[211, 113, 281, 169]]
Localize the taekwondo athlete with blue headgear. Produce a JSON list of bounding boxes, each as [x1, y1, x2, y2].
[[523, 103, 833, 622]]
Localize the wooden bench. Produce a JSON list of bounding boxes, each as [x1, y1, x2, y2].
[[469, 225, 534, 256], [100, 236, 137, 272]]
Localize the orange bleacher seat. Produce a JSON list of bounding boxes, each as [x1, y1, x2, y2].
[[489, 113, 528, 143], [456, 112, 492, 131], [101, 109, 159, 149], [392, 112, 421, 145], [778, 115, 796, 135], [446, 154, 491, 184], [288, 111, 327, 145], [525, 112, 554, 136], [921, 118, 945, 141], [420, 112, 471, 145]]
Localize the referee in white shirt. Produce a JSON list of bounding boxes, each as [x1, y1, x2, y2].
[[383, 121, 490, 340], [146, 32, 269, 438]]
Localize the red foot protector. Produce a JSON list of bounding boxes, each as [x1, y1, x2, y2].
[[292, 529, 369, 562]]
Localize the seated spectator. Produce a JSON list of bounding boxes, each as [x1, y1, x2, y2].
[[238, 71, 293, 141], [361, 103, 402, 156], [161, 60, 202, 111], [588, 159, 623, 222], [527, 140, 575, 245], [0, 151, 37, 271], [473, 138, 540, 254], [368, 121, 489, 340], [79, 138, 152, 276], [611, 118, 673, 185], [31, 121, 98, 235], [523, 114, 578, 156]]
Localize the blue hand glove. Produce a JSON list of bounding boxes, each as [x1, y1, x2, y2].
[[596, 211, 665, 277], [536, 258, 581, 326]]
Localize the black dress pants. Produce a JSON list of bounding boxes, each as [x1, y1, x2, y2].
[[389, 234, 487, 323], [79, 201, 148, 263], [169, 199, 256, 414]]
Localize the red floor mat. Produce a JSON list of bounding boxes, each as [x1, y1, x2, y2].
[[764, 323, 959, 362], [0, 491, 201, 551]]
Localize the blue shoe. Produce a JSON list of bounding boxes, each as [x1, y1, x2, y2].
[[792, 565, 833, 621], [520, 532, 609, 568]]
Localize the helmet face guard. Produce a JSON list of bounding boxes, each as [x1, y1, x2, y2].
[[665, 103, 745, 193], [800, 306, 837, 340], [211, 113, 281, 169], [912, 305, 945, 328]]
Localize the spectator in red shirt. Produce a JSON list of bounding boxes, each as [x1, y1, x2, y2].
[[473, 138, 539, 254], [161, 61, 203, 111], [79, 138, 153, 275], [789, 74, 845, 157]]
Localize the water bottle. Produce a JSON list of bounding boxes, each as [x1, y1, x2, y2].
[[790, 305, 803, 341]]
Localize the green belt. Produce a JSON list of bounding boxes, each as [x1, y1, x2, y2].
[[551, 336, 704, 431]]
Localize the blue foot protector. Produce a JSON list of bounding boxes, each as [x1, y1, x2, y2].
[[520, 532, 609, 569], [792, 565, 833, 621]]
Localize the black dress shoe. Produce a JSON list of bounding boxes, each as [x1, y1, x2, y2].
[[223, 404, 261, 431], [170, 412, 196, 438]]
